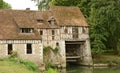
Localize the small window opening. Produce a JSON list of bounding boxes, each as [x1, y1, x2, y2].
[[20, 28, 34, 33], [37, 19, 44, 23], [48, 18, 55, 25], [8, 44, 12, 55], [40, 30, 43, 35], [56, 42, 59, 46], [52, 36, 54, 40], [26, 44, 32, 54], [64, 28, 68, 33], [52, 30, 55, 35], [82, 27, 86, 33], [72, 27, 78, 39]]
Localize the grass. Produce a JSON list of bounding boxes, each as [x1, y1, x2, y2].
[[93, 54, 120, 66], [44, 68, 58, 73], [0, 58, 39, 73]]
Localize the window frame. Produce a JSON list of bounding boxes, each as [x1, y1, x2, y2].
[[8, 44, 12, 55], [40, 30, 43, 35], [37, 19, 44, 23], [20, 28, 34, 33], [52, 30, 55, 35], [26, 44, 32, 54]]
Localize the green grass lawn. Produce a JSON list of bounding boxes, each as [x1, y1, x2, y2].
[[0, 58, 39, 73]]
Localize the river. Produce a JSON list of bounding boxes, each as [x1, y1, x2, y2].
[[58, 65, 120, 73]]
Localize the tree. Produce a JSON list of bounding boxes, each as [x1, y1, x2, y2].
[[31, 0, 51, 10], [89, 0, 120, 54], [0, 0, 11, 9]]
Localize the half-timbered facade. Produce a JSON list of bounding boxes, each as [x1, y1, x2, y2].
[[0, 6, 93, 67]]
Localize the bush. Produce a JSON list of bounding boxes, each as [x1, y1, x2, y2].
[[6, 58, 39, 72], [44, 68, 57, 73], [43, 46, 52, 54], [10, 51, 18, 58], [52, 47, 59, 54]]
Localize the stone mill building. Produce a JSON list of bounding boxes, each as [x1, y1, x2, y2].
[[0, 6, 93, 67]]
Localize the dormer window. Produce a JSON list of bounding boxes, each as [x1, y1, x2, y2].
[[37, 19, 44, 23], [48, 18, 55, 25], [20, 28, 34, 33]]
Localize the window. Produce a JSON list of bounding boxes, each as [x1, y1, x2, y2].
[[72, 27, 78, 39], [82, 27, 86, 33], [8, 44, 12, 55], [20, 28, 34, 33], [52, 36, 54, 40], [40, 30, 43, 35], [26, 44, 32, 54], [52, 30, 55, 35], [37, 19, 44, 23], [64, 28, 68, 33], [48, 18, 55, 25], [56, 42, 59, 46]]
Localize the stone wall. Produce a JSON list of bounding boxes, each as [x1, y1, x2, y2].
[[0, 40, 43, 65], [38, 26, 92, 67]]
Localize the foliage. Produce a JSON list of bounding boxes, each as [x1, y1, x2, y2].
[[93, 55, 120, 66], [52, 47, 59, 54], [8, 51, 38, 71], [43, 46, 59, 72], [50, 0, 80, 6], [43, 46, 52, 54], [89, 0, 120, 54], [7, 58, 39, 72], [43, 46, 59, 54], [0, 58, 39, 73], [9, 51, 18, 58], [44, 68, 57, 73], [31, 0, 52, 10], [0, 0, 11, 9]]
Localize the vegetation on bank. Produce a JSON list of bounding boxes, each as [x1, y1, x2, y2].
[[43, 46, 59, 73], [0, 58, 39, 73], [93, 55, 120, 65], [93, 50, 120, 67], [0, 50, 58, 73]]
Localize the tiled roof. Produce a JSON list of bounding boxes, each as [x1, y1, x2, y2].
[[0, 10, 41, 40], [0, 6, 88, 40], [50, 6, 88, 26]]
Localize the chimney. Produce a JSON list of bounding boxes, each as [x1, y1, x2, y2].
[[26, 8, 30, 10]]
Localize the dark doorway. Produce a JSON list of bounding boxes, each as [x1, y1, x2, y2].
[[65, 41, 84, 64]]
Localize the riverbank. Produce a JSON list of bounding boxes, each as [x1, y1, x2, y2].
[[93, 55, 120, 67], [0, 58, 39, 73]]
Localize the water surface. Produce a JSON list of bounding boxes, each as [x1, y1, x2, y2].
[[58, 63, 120, 73], [66, 66, 120, 73]]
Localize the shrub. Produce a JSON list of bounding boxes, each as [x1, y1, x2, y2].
[[44, 68, 57, 73], [52, 47, 59, 54], [10, 51, 18, 58], [7, 58, 39, 72], [43, 46, 52, 54]]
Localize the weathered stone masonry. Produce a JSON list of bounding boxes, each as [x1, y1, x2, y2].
[[0, 6, 93, 67]]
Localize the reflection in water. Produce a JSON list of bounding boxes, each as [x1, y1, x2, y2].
[[58, 68, 66, 73], [58, 65, 120, 73], [66, 66, 93, 73]]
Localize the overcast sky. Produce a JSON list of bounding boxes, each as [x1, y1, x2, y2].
[[4, 0, 38, 10]]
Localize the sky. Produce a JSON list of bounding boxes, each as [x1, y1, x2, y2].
[[4, 0, 38, 10]]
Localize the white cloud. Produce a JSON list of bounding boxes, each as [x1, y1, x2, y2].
[[4, 0, 38, 10]]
